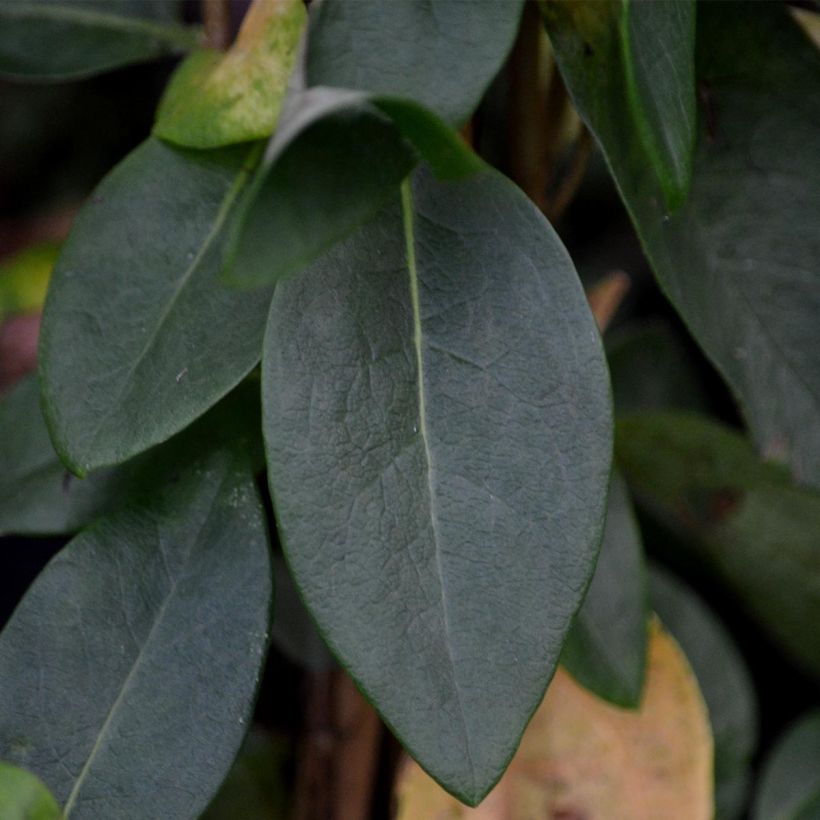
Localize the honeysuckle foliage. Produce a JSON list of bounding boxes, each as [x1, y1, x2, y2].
[[0, 0, 817, 815]]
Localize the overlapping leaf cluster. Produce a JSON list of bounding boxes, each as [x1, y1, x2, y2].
[[0, 0, 818, 816]]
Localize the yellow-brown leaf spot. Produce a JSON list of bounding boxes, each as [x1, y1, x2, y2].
[[153, 0, 306, 149]]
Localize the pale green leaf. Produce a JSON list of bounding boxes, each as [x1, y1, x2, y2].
[[0, 242, 58, 322], [154, 0, 306, 148], [0, 763, 61, 820]]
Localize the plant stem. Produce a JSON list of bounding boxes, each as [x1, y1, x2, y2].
[[506, 0, 551, 211], [545, 126, 593, 222], [291, 669, 382, 820], [202, 0, 232, 50], [587, 269, 631, 333]]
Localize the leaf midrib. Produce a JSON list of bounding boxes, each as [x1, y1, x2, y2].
[[61, 469, 229, 817], [400, 179, 477, 786], [83, 142, 262, 463]]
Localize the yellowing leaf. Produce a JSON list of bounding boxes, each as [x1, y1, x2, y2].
[[395, 619, 713, 819], [154, 0, 306, 148], [0, 241, 59, 321]]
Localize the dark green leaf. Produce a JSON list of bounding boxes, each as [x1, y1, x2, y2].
[[606, 321, 710, 416], [561, 470, 647, 708], [0, 763, 60, 820], [0, 373, 262, 537], [0, 0, 199, 81], [40, 138, 271, 476], [153, 0, 306, 149], [753, 711, 820, 820], [223, 87, 480, 289], [262, 166, 612, 804], [306, 0, 525, 126], [617, 412, 820, 681], [201, 728, 290, 820], [0, 449, 271, 820], [542, 0, 695, 208], [546, 3, 820, 487], [651, 565, 758, 820], [620, 0, 696, 208]]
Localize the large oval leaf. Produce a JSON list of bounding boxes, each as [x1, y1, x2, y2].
[[0, 0, 199, 81], [617, 412, 820, 681], [40, 138, 271, 475], [262, 166, 612, 803], [0, 763, 60, 820], [651, 565, 758, 820], [753, 711, 820, 820], [306, 0, 525, 126], [0, 449, 272, 819], [561, 469, 648, 709], [546, 3, 820, 487]]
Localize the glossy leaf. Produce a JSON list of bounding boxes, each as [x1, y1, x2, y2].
[[546, 3, 820, 487], [395, 619, 713, 818], [561, 470, 648, 708], [40, 138, 271, 475], [263, 166, 612, 804], [651, 565, 758, 820], [0, 242, 58, 321], [0, 449, 272, 819], [0, 374, 262, 537], [617, 412, 820, 681], [0, 763, 60, 820], [306, 0, 525, 126], [753, 711, 820, 820], [154, 0, 306, 149], [224, 86, 480, 289], [0, 0, 199, 81]]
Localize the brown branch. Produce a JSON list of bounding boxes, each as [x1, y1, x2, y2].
[[544, 126, 593, 222], [506, 1, 551, 211], [291, 669, 383, 820], [202, 0, 232, 50], [586, 269, 631, 333]]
